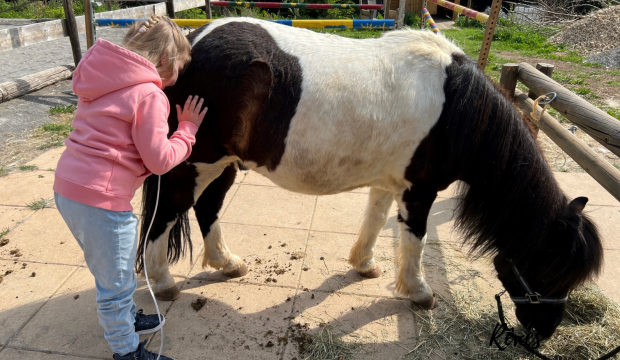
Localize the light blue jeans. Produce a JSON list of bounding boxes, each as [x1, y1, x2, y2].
[[55, 193, 139, 355]]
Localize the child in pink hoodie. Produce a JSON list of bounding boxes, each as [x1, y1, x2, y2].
[[53, 15, 201, 360]]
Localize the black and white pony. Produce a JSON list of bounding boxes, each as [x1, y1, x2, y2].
[[137, 18, 603, 338]]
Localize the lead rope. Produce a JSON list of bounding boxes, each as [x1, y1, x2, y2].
[[530, 92, 557, 121], [142, 175, 163, 360]]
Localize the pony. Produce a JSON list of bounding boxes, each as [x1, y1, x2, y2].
[[136, 17, 603, 338]]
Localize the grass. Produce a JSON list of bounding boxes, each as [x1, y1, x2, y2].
[[0, 167, 8, 177], [26, 198, 52, 210], [0, 0, 119, 19], [294, 324, 361, 360], [18, 164, 38, 171], [553, 71, 589, 86], [0, 228, 8, 241], [606, 81, 620, 87], [49, 104, 76, 115], [607, 108, 620, 121], [574, 87, 599, 99]]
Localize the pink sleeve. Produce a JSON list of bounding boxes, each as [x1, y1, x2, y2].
[[133, 92, 199, 175]]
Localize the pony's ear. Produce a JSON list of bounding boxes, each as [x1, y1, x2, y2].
[[232, 59, 273, 156], [569, 197, 589, 214]]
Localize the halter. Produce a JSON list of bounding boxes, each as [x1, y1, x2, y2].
[[506, 258, 568, 305]]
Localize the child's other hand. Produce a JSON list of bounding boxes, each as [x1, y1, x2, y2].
[[176, 95, 208, 128]]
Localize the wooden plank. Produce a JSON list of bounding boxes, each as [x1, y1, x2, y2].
[[518, 62, 620, 157], [499, 63, 519, 98], [62, 0, 82, 65], [477, 0, 501, 70], [0, 65, 75, 104], [384, 0, 391, 18], [514, 89, 620, 203]]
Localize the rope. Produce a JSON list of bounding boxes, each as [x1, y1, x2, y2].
[[530, 92, 557, 121]]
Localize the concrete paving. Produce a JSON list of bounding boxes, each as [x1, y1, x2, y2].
[[0, 146, 618, 359]]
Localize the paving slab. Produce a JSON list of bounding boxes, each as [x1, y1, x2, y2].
[[597, 249, 620, 304], [0, 208, 83, 266], [9, 267, 173, 358], [0, 260, 77, 346], [0, 347, 101, 360], [283, 292, 418, 359], [23, 147, 64, 171], [148, 280, 296, 360], [585, 205, 620, 250], [0, 206, 34, 233], [189, 222, 308, 288], [0, 171, 55, 207], [221, 185, 316, 230], [554, 172, 620, 206]]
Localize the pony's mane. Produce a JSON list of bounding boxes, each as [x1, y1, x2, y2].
[[440, 54, 567, 259]]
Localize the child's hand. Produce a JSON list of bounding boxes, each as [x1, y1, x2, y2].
[[176, 95, 208, 128]]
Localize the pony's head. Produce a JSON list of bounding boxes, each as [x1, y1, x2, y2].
[[493, 197, 603, 338]]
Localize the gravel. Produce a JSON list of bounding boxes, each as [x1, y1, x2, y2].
[[585, 46, 620, 68], [549, 5, 620, 56]]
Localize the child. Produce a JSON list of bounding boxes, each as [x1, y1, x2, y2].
[[53, 15, 205, 360]]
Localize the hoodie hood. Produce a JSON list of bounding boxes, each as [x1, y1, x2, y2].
[[73, 39, 163, 101]]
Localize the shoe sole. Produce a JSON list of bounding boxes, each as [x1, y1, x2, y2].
[[135, 317, 166, 335]]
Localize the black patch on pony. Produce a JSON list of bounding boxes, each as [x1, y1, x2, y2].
[[406, 53, 603, 292]]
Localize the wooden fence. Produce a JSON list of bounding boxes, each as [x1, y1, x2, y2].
[[500, 62, 620, 202]]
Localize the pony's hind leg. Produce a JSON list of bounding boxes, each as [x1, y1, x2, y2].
[[141, 163, 198, 301], [349, 187, 394, 278], [395, 184, 438, 310], [193, 164, 247, 277]]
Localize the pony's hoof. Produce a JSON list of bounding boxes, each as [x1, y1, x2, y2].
[[224, 263, 248, 278], [155, 286, 181, 301], [358, 266, 382, 278], [413, 294, 437, 310]]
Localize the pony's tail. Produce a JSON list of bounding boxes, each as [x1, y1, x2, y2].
[[135, 174, 193, 274]]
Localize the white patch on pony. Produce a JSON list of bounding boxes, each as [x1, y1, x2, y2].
[[395, 230, 433, 303], [144, 220, 177, 294], [199, 18, 463, 196], [192, 156, 239, 203], [349, 187, 394, 273], [201, 219, 244, 274]]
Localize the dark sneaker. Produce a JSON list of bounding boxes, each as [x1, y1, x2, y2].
[[134, 309, 165, 335], [113, 340, 174, 360]]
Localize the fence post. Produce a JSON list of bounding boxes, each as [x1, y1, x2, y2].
[[84, 0, 95, 49], [205, 0, 212, 18], [528, 63, 554, 100], [166, 0, 175, 18], [396, 0, 406, 28], [62, 0, 82, 65], [384, 0, 391, 19], [465, 0, 471, 24], [499, 63, 519, 98], [477, 0, 501, 70], [452, 0, 460, 20]]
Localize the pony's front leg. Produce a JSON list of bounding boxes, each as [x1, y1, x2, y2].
[[395, 184, 438, 310], [193, 164, 247, 277], [349, 187, 394, 278]]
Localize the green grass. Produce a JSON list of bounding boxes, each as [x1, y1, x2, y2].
[[0, 228, 8, 240], [606, 81, 620, 87], [0, 167, 8, 177], [26, 198, 52, 210], [574, 87, 599, 99], [18, 165, 38, 171], [0, 0, 119, 19], [49, 104, 76, 115], [615, 164, 620, 170], [553, 71, 589, 85], [607, 108, 620, 121]]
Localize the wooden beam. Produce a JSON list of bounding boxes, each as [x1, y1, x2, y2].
[[477, 0, 501, 70], [397, 0, 406, 28], [166, 0, 176, 18], [514, 89, 620, 203], [0, 65, 75, 104], [518, 62, 620, 157], [384, 0, 391, 19], [499, 63, 519, 98], [452, 0, 460, 20], [62, 0, 82, 65], [528, 63, 554, 100]]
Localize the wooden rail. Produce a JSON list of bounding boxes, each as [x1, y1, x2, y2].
[[0, 65, 75, 104], [500, 63, 620, 203], [517, 62, 620, 157]]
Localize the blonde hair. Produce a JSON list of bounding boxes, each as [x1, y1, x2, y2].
[[122, 15, 191, 82]]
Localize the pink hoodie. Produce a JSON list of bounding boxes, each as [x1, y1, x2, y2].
[[54, 39, 198, 211]]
